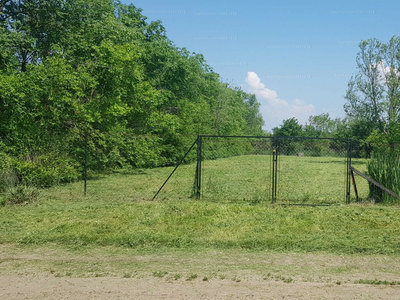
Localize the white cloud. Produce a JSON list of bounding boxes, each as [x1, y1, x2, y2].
[[243, 71, 315, 130], [376, 61, 399, 84]]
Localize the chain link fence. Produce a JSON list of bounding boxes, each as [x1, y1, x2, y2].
[[193, 136, 351, 205], [79, 133, 400, 205], [78, 133, 352, 204], [199, 136, 273, 202], [276, 137, 349, 205]]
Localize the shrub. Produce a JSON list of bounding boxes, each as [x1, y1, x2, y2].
[[0, 152, 17, 192], [14, 151, 80, 188], [4, 185, 40, 205]]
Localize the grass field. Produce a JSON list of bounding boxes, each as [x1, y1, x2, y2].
[[201, 155, 370, 204], [0, 155, 399, 255]]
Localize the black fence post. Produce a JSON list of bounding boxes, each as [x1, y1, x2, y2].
[[196, 135, 202, 199], [84, 131, 88, 197], [272, 137, 278, 203], [346, 139, 352, 204]]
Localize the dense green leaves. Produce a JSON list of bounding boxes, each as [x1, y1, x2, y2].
[[272, 117, 303, 137], [0, 0, 264, 188]]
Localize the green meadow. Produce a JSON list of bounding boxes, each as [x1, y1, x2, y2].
[[1, 155, 399, 255]]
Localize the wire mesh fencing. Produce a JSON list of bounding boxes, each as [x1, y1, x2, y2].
[[151, 136, 400, 206], [275, 137, 349, 205], [198, 136, 273, 202], [76, 132, 400, 205], [194, 136, 353, 205]]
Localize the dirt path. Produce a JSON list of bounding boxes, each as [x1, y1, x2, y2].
[[1, 244, 400, 299], [2, 275, 400, 300]]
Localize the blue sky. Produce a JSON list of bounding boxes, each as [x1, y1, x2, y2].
[[122, 0, 400, 131]]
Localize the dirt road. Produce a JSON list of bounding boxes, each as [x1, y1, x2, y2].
[[1, 244, 400, 299]]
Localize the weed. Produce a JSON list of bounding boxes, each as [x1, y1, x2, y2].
[[355, 279, 400, 285], [231, 276, 241, 282], [283, 276, 294, 283], [367, 149, 400, 203], [153, 271, 168, 278], [275, 275, 294, 283], [4, 185, 40, 205], [173, 273, 181, 280], [186, 273, 198, 281]]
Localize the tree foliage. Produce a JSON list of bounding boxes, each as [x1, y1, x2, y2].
[[0, 0, 264, 187], [272, 117, 303, 137], [344, 36, 400, 142]]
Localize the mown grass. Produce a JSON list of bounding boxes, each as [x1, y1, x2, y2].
[[0, 156, 399, 255], [202, 155, 370, 204], [278, 155, 347, 204]]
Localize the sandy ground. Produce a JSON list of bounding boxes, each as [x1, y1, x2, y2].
[[2, 275, 400, 300], [1, 244, 400, 299]]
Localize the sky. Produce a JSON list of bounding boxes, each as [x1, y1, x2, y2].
[[121, 0, 400, 131]]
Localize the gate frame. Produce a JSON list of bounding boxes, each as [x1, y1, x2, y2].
[[195, 135, 352, 205]]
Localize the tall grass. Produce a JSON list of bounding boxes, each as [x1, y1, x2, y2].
[[367, 148, 400, 203]]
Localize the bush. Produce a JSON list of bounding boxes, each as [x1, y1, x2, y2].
[[0, 152, 17, 192], [14, 151, 80, 188], [4, 185, 40, 205]]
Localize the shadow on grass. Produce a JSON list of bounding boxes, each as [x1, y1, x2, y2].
[[111, 169, 149, 176], [308, 160, 366, 165], [84, 169, 150, 180]]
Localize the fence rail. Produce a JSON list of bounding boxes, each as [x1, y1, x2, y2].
[[150, 136, 400, 205]]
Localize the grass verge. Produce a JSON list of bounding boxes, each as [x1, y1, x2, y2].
[[0, 175, 400, 254], [0, 162, 399, 254]]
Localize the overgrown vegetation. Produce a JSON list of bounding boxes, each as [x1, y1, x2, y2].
[[367, 148, 400, 203], [2, 185, 40, 205]]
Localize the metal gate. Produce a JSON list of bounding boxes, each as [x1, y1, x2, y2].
[[194, 135, 351, 205], [195, 135, 274, 202], [272, 137, 351, 205]]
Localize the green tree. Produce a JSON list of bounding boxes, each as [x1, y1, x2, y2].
[[242, 93, 264, 135], [304, 113, 340, 137], [272, 117, 303, 137], [344, 36, 400, 142]]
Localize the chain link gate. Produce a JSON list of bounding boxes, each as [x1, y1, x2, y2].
[[195, 135, 274, 202], [194, 135, 351, 205], [273, 137, 351, 205]]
